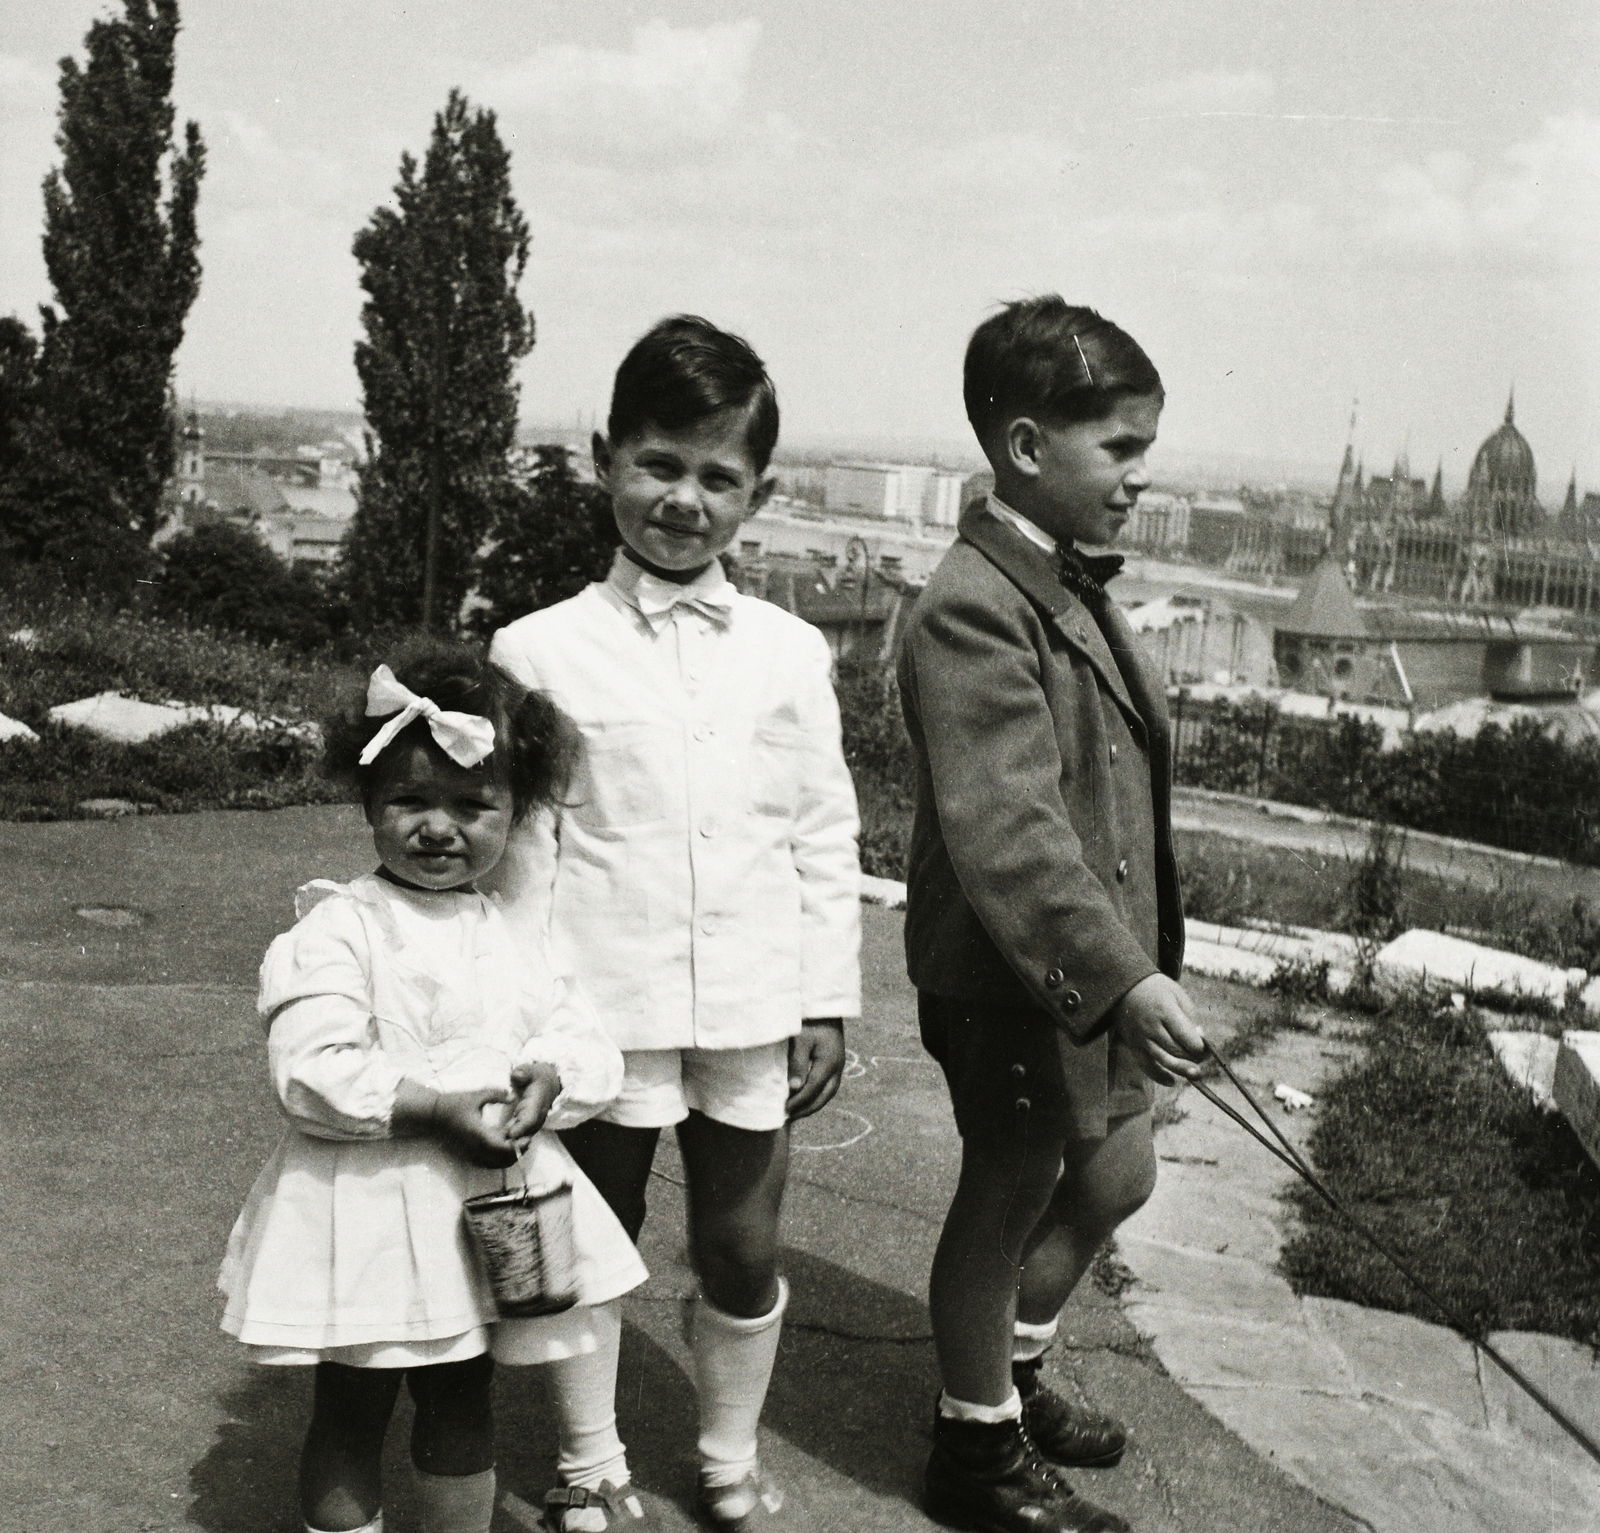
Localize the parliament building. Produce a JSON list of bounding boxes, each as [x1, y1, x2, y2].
[[1340, 394, 1600, 618]]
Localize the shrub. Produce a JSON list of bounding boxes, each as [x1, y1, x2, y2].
[[835, 661, 915, 879], [1280, 990, 1600, 1347], [0, 718, 347, 821], [156, 522, 335, 651]]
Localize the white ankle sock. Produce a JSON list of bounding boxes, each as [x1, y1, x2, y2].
[[306, 1517, 382, 1533], [938, 1389, 1023, 1424], [1013, 1315, 1060, 1363], [542, 1301, 630, 1492], [415, 1467, 495, 1533], [691, 1277, 788, 1487]]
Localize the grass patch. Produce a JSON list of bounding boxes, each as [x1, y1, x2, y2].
[[1177, 828, 1600, 976], [1279, 991, 1600, 1348], [0, 579, 367, 820]]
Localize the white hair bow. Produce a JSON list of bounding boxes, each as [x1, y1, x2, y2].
[[357, 665, 496, 769]]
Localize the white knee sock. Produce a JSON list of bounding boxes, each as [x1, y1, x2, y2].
[[543, 1301, 629, 1491], [1013, 1315, 1060, 1363], [415, 1467, 495, 1533], [691, 1277, 788, 1487]]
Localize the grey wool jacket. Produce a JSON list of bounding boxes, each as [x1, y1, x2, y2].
[[897, 500, 1185, 1112]]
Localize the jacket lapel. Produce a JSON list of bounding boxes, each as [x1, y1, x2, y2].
[[959, 502, 1145, 740]]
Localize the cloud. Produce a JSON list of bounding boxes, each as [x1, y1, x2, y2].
[[1369, 115, 1600, 267], [480, 19, 763, 151], [0, 52, 55, 123], [1130, 70, 1276, 117]]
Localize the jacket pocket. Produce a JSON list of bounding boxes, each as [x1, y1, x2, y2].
[[570, 723, 670, 830], [749, 722, 804, 819]]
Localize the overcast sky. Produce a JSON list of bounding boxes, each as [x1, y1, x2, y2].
[[2, 1, 1596, 488]]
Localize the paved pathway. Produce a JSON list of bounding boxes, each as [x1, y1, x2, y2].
[[1, 806, 1357, 1532], [1122, 1016, 1600, 1532]]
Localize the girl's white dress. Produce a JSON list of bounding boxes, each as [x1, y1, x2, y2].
[[218, 874, 647, 1366]]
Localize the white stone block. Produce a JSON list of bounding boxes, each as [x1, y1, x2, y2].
[[47, 691, 314, 746], [0, 710, 38, 744], [1487, 1030, 1560, 1109], [1372, 929, 1571, 1010], [859, 875, 907, 910], [1555, 1031, 1600, 1168], [1181, 939, 1281, 988]]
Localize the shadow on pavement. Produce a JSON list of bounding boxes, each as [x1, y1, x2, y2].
[[766, 1245, 940, 1506]]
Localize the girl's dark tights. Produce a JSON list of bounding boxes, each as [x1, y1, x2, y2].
[[299, 1354, 495, 1530]]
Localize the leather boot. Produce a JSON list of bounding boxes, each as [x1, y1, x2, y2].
[[1014, 1355, 1127, 1469], [924, 1409, 1132, 1533]]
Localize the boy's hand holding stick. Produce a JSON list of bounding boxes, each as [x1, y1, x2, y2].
[[1112, 973, 1207, 1085]]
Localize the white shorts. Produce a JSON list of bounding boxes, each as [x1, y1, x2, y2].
[[600, 1043, 791, 1132]]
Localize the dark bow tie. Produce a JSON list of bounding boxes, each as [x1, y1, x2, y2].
[[1057, 546, 1124, 609]]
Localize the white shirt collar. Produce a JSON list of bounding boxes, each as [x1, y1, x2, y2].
[[604, 547, 734, 631], [985, 493, 1058, 555]]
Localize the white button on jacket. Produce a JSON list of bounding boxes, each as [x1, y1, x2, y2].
[[487, 559, 863, 1054]]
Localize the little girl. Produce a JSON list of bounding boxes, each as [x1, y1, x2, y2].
[[219, 639, 648, 1533]]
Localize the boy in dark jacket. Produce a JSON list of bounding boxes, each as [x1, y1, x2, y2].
[[899, 297, 1207, 1533]]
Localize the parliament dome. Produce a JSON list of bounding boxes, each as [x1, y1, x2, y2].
[[1468, 392, 1537, 499], [1464, 391, 1539, 537]]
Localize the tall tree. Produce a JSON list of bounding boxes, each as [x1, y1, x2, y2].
[[467, 447, 615, 638], [0, 0, 205, 583], [341, 90, 534, 632]]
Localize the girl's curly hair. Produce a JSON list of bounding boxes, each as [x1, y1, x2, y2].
[[323, 636, 576, 822]]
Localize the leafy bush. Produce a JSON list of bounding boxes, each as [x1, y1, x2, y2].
[[835, 661, 915, 879], [156, 522, 336, 651], [0, 575, 358, 727], [1174, 699, 1600, 867], [0, 718, 347, 821], [1280, 991, 1600, 1347]]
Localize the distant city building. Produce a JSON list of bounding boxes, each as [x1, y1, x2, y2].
[[822, 461, 972, 527], [1124, 490, 1190, 552], [1273, 555, 1592, 710], [1338, 394, 1600, 615], [157, 409, 355, 570], [1186, 495, 1248, 565]]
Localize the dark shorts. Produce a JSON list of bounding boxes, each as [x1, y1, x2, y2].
[[918, 991, 1151, 1143]]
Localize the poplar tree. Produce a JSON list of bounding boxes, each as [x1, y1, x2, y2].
[[0, 0, 205, 583], [468, 447, 615, 637], [341, 91, 534, 632]]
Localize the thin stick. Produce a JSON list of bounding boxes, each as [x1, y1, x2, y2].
[[1195, 1042, 1600, 1469]]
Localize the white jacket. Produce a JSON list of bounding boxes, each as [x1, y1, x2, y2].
[[488, 563, 862, 1053]]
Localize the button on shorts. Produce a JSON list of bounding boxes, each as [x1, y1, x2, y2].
[[598, 1042, 791, 1133], [919, 992, 1149, 1143]]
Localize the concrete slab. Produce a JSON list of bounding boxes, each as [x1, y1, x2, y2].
[[1135, 1307, 1351, 1393], [0, 708, 38, 742], [1554, 1030, 1600, 1166], [1181, 938, 1282, 987], [1373, 928, 1571, 1010], [1118, 1008, 1600, 1532], [46, 690, 316, 745], [1486, 1029, 1560, 1109], [1302, 1298, 1485, 1429]]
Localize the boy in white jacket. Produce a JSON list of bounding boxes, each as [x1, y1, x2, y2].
[[489, 315, 861, 1531]]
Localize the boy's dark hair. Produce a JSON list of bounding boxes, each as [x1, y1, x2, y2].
[[964, 297, 1163, 445], [323, 636, 576, 823], [607, 314, 780, 472]]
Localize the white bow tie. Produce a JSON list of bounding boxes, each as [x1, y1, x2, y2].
[[358, 665, 497, 768], [633, 572, 734, 632]]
